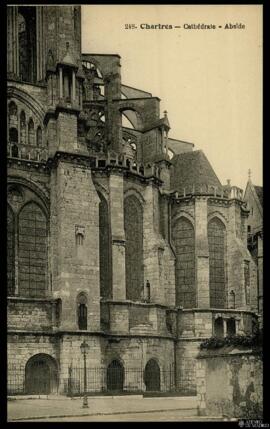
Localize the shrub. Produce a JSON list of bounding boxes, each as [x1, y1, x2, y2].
[[200, 331, 263, 350]]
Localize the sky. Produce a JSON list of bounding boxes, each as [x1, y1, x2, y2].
[[81, 5, 262, 190]]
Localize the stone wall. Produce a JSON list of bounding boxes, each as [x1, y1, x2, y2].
[[196, 350, 263, 418], [8, 333, 59, 368], [58, 334, 102, 393], [175, 339, 199, 394], [50, 160, 100, 331], [170, 196, 258, 312], [178, 309, 257, 338], [100, 336, 175, 392], [7, 299, 54, 331]]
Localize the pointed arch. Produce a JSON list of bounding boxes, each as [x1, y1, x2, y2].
[[124, 195, 144, 301], [107, 359, 124, 392], [229, 290, 235, 309], [77, 292, 88, 330], [8, 176, 50, 213], [144, 359, 161, 391], [9, 101, 18, 121], [208, 211, 228, 226], [18, 6, 37, 82], [208, 217, 226, 308], [36, 126, 42, 146], [174, 216, 196, 308], [8, 87, 46, 124]]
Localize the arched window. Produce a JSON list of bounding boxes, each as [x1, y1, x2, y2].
[[144, 359, 160, 391], [124, 195, 143, 301], [9, 101, 17, 116], [9, 101, 18, 125], [98, 193, 112, 299], [7, 206, 15, 296], [18, 7, 37, 82], [18, 202, 47, 297], [107, 360, 124, 392], [20, 111, 26, 145], [208, 217, 226, 308], [214, 317, 224, 338], [36, 126, 42, 146], [63, 69, 72, 102], [28, 119, 34, 145], [229, 290, 235, 309], [77, 293, 88, 330], [174, 217, 195, 308]]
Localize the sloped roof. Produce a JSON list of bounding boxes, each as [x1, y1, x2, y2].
[[61, 51, 77, 67], [170, 150, 222, 193], [143, 116, 170, 133], [254, 186, 263, 207]]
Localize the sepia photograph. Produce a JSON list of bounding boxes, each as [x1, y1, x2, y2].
[[7, 4, 263, 422]]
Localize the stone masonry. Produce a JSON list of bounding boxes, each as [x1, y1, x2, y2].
[[7, 5, 261, 403]]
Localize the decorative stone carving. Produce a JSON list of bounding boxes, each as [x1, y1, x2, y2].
[[75, 225, 85, 237]]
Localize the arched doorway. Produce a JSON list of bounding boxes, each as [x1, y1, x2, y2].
[[107, 360, 124, 392], [144, 359, 160, 392], [25, 354, 58, 394]]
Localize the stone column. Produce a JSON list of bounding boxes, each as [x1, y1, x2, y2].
[[143, 184, 165, 304], [223, 319, 227, 337], [195, 197, 210, 307], [161, 128, 165, 153], [14, 7, 19, 76], [51, 301, 57, 330], [72, 70, 76, 102], [7, 7, 13, 74], [109, 173, 126, 300], [165, 130, 169, 156], [227, 202, 246, 308], [59, 67, 63, 99], [7, 7, 19, 77], [36, 7, 44, 82]]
